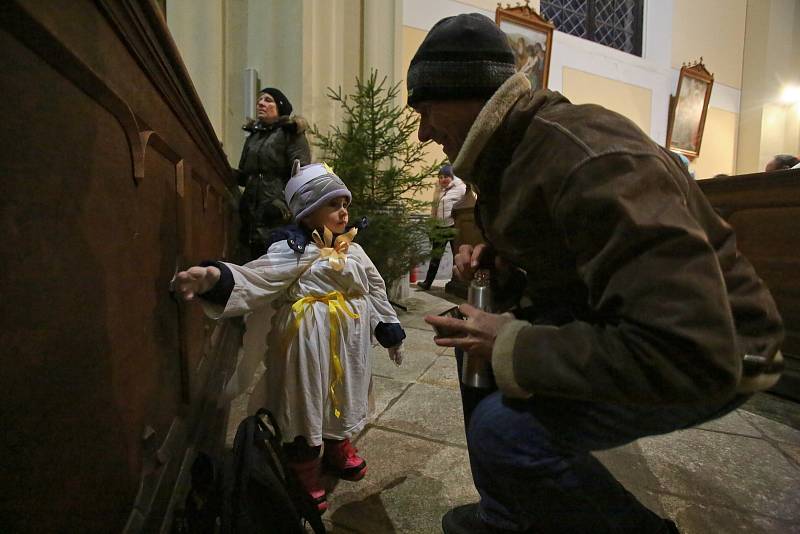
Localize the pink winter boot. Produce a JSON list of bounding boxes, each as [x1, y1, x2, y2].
[[323, 438, 367, 481], [287, 457, 328, 513]]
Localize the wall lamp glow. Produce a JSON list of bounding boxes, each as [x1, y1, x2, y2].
[[780, 85, 800, 104]]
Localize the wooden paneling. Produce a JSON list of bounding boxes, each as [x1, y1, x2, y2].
[[699, 169, 800, 401], [0, 1, 240, 531]]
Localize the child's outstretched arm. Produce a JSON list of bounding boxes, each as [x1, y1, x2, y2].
[[173, 265, 221, 301], [170, 242, 315, 321]]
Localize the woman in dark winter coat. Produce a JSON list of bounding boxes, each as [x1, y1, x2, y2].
[[236, 87, 311, 260]]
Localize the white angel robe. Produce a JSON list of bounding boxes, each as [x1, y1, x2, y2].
[[202, 239, 400, 446]]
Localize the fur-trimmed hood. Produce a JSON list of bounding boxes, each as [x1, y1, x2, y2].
[[243, 115, 308, 135]]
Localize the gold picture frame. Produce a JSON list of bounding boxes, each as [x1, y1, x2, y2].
[[496, 1, 554, 91], [666, 58, 715, 159]]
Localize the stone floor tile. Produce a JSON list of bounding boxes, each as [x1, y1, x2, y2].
[[397, 292, 459, 331], [436, 345, 454, 356], [742, 394, 800, 431], [320, 519, 361, 533], [414, 282, 465, 305], [626, 487, 670, 520], [325, 427, 478, 533], [400, 293, 457, 316], [776, 442, 800, 468], [398, 315, 436, 333], [593, 442, 668, 496], [376, 383, 467, 447], [638, 429, 800, 520], [371, 375, 411, 420], [659, 494, 800, 534], [398, 325, 442, 354], [370, 329, 439, 382], [418, 356, 460, 390], [740, 410, 800, 445], [694, 410, 762, 437]]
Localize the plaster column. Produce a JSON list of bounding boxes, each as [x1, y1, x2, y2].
[[300, 0, 362, 147], [223, 0, 247, 163], [362, 0, 403, 105], [244, 0, 304, 115], [167, 0, 226, 140]]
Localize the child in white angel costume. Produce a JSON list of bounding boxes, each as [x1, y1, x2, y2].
[[173, 161, 405, 512]]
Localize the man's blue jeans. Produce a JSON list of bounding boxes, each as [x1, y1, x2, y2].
[[460, 365, 747, 532]]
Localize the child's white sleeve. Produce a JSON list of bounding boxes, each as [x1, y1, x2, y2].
[[354, 245, 401, 330], [201, 244, 314, 319]]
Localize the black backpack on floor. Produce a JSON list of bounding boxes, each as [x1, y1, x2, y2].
[[176, 409, 325, 534], [223, 408, 326, 534]]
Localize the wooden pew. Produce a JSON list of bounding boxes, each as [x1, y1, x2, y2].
[[699, 169, 800, 401], [0, 1, 240, 531]]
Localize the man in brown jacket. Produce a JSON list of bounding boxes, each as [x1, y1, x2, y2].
[[417, 13, 784, 534]]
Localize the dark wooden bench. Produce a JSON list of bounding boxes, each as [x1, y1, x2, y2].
[[699, 168, 800, 401]]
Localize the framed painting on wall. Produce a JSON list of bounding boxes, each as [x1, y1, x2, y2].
[[496, 2, 554, 91], [666, 59, 714, 159]]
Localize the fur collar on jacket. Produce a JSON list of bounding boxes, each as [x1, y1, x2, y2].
[[243, 115, 308, 135], [452, 73, 531, 180]]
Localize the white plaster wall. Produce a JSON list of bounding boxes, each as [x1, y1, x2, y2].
[[671, 0, 747, 89], [402, 0, 741, 147], [737, 0, 800, 173]]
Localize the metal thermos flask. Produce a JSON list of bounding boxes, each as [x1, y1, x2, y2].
[[461, 269, 495, 388]]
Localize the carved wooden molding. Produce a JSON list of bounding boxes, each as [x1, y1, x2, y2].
[[1, 0, 236, 195], [95, 0, 231, 182], [139, 130, 183, 186], [0, 1, 148, 184]]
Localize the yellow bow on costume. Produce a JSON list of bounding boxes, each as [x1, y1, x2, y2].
[[312, 226, 358, 271], [284, 291, 360, 418]]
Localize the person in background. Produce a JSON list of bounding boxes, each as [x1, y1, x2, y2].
[[671, 150, 695, 178], [409, 13, 784, 533], [765, 154, 800, 172], [417, 164, 467, 290], [173, 161, 405, 512], [236, 87, 311, 261]]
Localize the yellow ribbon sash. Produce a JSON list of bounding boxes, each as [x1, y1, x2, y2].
[[284, 290, 359, 418], [311, 226, 358, 271]]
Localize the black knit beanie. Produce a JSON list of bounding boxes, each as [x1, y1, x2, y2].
[[259, 87, 293, 117], [407, 13, 516, 107]]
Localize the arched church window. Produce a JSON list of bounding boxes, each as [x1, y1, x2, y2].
[[539, 0, 644, 56]]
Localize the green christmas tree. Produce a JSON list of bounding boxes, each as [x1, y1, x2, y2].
[[311, 71, 445, 285]]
